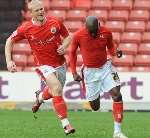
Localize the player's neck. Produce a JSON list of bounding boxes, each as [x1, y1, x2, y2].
[[32, 17, 46, 26]]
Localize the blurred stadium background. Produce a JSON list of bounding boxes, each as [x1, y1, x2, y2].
[[0, 0, 150, 137]]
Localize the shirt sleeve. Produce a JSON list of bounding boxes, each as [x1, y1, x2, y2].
[[58, 20, 69, 38], [106, 32, 116, 56], [69, 33, 79, 74], [10, 24, 26, 42]]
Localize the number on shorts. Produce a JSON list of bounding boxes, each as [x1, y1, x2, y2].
[[111, 72, 120, 81]]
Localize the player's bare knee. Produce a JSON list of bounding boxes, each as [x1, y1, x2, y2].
[[112, 94, 122, 102]]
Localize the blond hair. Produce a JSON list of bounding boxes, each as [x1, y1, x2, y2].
[[27, 0, 42, 10]]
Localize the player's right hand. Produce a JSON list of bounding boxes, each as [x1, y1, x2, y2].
[[116, 49, 123, 58], [7, 61, 17, 73], [57, 45, 66, 55], [73, 73, 82, 82]]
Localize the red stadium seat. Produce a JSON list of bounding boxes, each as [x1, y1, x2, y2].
[[73, 0, 91, 10], [113, 55, 134, 66], [50, 0, 71, 10], [66, 10, 87, 21], [146, 22, 150, 31], [109, 10, 129, 21], [125, 21, 145, 32], [129, 10, 149, 21], [138, 43, 150, 55], [23, 66, 35, 72], [13, 43, 31, 55], [46, 10, 66, 21], [16, 66, 24, 72], [131, 66, 150, 72], [112, 32, 121, 43], [116, 66, 131, 72], [27, 55, 35, 66], [105, 21, 125, 32], [134, 0, 150, 10], [12, 54, 27, 66], [121, 32, 141, 44], [142, 32, 150, 43], [64, 21, 83, 32], [134, 55, 150, 66], [112, 0, 133, 10], [118, 43, 138, 55], [42, 0, 51, 10], [92, 0, 112, 10], [88, 10, 108, 21]]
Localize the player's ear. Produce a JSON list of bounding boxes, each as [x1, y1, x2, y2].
[[98, 21, 100, 29]]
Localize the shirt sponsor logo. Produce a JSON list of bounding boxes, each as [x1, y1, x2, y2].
[[37, 36, 56, 46]]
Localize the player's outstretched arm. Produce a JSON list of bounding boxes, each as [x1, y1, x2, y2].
[[5, 37, 17, 72], [107, 39, 123, 58], [57, 35, 72, 55]]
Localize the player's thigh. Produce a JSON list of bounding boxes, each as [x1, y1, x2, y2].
[[109, 86, 122, 102], [56, 64, 67, 88], [46, 72, 62, 96], [36, 65, 63, 96], [101, 68, 120, 93], [85, 80, 102, 101]]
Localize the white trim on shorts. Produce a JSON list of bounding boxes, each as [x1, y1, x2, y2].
[[35, 63, 66, 80]]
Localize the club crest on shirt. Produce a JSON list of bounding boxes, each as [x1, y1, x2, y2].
[[30, 35, 35, 40], [50, 27, 57, 34]]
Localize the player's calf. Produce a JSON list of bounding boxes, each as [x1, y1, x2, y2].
[[89, 96, 100, 111], [52, 96, 75, 135]]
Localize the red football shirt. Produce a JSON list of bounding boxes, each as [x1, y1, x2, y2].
[[70, 26, 115, 74], [10, 17, 69, 67]]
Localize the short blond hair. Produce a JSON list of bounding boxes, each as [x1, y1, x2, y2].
[[27, 0, 42, 10]]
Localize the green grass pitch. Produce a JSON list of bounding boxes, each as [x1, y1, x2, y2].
[[0, 110, 150, 138]]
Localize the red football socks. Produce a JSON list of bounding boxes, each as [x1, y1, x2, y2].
[[53, 96, 67, 120], [113, 102, 123, 123]]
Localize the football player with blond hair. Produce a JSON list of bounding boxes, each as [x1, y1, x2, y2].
[[5, 0, 75, 135]]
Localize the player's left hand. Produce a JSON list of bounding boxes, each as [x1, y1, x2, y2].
[[73, 73, 82, 82], [57, 45, 66, 55], [116, 49, 123, 58]]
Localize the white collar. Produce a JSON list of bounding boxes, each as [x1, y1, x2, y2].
[[32, 17, 47, 26]]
